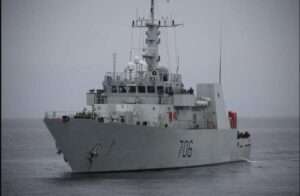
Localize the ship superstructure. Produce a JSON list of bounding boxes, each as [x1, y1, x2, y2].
[[44, 0, 251, 172]]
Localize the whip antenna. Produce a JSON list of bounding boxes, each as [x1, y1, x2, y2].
[[218, 29, 222, 85], [218, 2, 224, 85]]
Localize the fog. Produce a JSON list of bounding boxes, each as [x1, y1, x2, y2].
[[2, 0, 299, 119]]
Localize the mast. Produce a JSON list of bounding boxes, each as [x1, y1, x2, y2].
[[219, 1, 224, 85], [150, 0, 154, 23], [218, 36, 222, 84], [218, 18, 223, 85], [131, 0, 183, 71], [113, 52, 117, 80]]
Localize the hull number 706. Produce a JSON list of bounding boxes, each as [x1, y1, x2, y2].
[[178, 140, 193, 158]]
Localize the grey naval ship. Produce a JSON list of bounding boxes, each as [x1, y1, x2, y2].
[[44, 0, 251, 173]]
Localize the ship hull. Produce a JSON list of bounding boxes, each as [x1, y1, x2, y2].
[[44, 119, 250, 172]]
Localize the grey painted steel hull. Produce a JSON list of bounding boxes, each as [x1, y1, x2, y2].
[[44, 119, 250, 172]]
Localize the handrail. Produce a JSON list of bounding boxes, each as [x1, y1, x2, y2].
[[44, 111, 78, 119]]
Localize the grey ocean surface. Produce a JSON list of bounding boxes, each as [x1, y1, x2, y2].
[[2, 118, 299, 196]]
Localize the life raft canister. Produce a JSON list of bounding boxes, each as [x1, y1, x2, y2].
[[228, 111, 237, 129], [168, 112, 177, 122], [168, 112, 173, 122], [173, 111, 177, 120]]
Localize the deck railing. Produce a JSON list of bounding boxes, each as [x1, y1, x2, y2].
[[44, 111, 78, 119]]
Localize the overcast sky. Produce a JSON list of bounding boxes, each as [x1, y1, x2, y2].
[[2, 0, 299, 119]]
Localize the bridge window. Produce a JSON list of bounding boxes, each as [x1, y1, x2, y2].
[[138, 86, 146, 93], [157, 86, 164, 94], [96, 89, 104, 94], [163, 74, 168, 81], [112, 86, 117, 93], [119, 86, 127, 93], [166, 86, 173, 95], [147, 86, 155, 93], [128, 86, 136, 93]]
